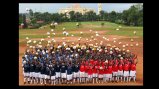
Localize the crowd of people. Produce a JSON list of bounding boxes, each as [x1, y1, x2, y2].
[[22, 43, 138, 85]]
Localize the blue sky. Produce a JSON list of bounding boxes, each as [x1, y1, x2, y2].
[[19, 3, 141, 13]]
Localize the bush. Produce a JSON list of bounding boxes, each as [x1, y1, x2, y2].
[[101, 22, 104, 26]]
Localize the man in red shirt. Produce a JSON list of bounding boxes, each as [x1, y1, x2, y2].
[[93, 62, 99, 84], [98, 64, 104, 83], [84, 61, 89, 83], [118, 57, 124, 82], [123, 61, 130, 82], [112, 60, 118, 82], [103, 61, 108, 83], [90, 59, 94, 65], [107, 62, 113, 82], [88, 63, 93, 83], [93, 59, 98, 66], [129, 61, 136, 82], [80, 63, 85, 83]]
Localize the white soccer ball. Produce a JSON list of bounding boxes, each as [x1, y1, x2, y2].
[[33, 40, 36, 44], [126, 44, 129, 46], [51, 29, 54, 32], [134, 31, 136, 35], [136, 43, 139, 46], [131, 38, 134, 42], [116, 28, 119, 31], [53, 33, 56, 36], [123, 45, 126, 48], [26, 37, 29, 40], [47, 32, 50, 35], [96, 34, 99, 36], [80, 32, 83, 35], [41, 39, 44, 41]]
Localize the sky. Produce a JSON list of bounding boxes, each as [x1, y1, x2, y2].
[[19, 3, 141, 13]]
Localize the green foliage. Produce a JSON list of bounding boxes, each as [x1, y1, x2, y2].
[[101, 22, 104, 26], [19, 4, 143, 29]]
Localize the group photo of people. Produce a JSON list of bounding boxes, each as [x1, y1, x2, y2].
[[22, 43, 138, 85]]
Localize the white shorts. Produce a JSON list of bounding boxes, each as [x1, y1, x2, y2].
[[85, 72, 88, 78], [74, 72, 80, 78], [34, 72, 39, 78], [44, 75, 50, 79], [80, 71, 85, 78], [88, 75, 92, 79], [103, 74, 106, 78], [30, 72, 34, 77], [124, 71, 129, 77], [113, 72, 118, 76], [105, 74, 109, 78], [24, 72, 27, 77], [98, 74, 103, 78], [67, 74, 73, 80], [118, 70, 124, 76], [130, 70, 136, 77], [61, 73, 66, 78], [40, 74, 45, 78], [93, 73, 98, 78], [55, 72, 61, 78], [51, 76, 56, 80], [108, 74, 112, 79], [24, 72, 29, 77]]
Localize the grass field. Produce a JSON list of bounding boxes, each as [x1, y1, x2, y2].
[[19, 21, 143, 86], [19, 21, 143, 40]]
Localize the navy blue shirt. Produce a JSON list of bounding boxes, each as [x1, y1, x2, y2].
[[41, 66, 45, 74], [35, 64, 41, 73], [55, 64, 61, 72], [50, 67, 56, 76], [74, 64, 80, 72], [72, 65, 75, 72], [67, 65, 72, 74], [60, 65, 67, 73], [24, 63, 30, 72], [45, 66, 50, 75], [30, 64, 35, 72]]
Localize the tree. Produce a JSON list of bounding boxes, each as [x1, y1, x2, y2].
[[85, 11, 97, 21], [22, 14, 27, 28], [109, 11, 117, 22], [29, 9, 34, 17], [69, 11, 75, 21], [19, 14, 23, 25], [99, 10, 105, 20], [74, 12, 82, 22]]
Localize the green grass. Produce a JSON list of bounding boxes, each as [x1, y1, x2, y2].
[[19, 21, 143, 42]]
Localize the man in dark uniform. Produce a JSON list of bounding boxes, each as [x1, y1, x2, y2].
[[34, 61, 41, 84], [30, 60, 35, 84], [60, 62, 67, 84], [55, 61, 61, 84], [50, 63, 56, 85], [67, 62, 73, 84], [44, 63, 50, 84], [74, 62, 80, 84], [23, 60, 30, 84], [40, 62, 45, 84], [72, 63, 75, 84]]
